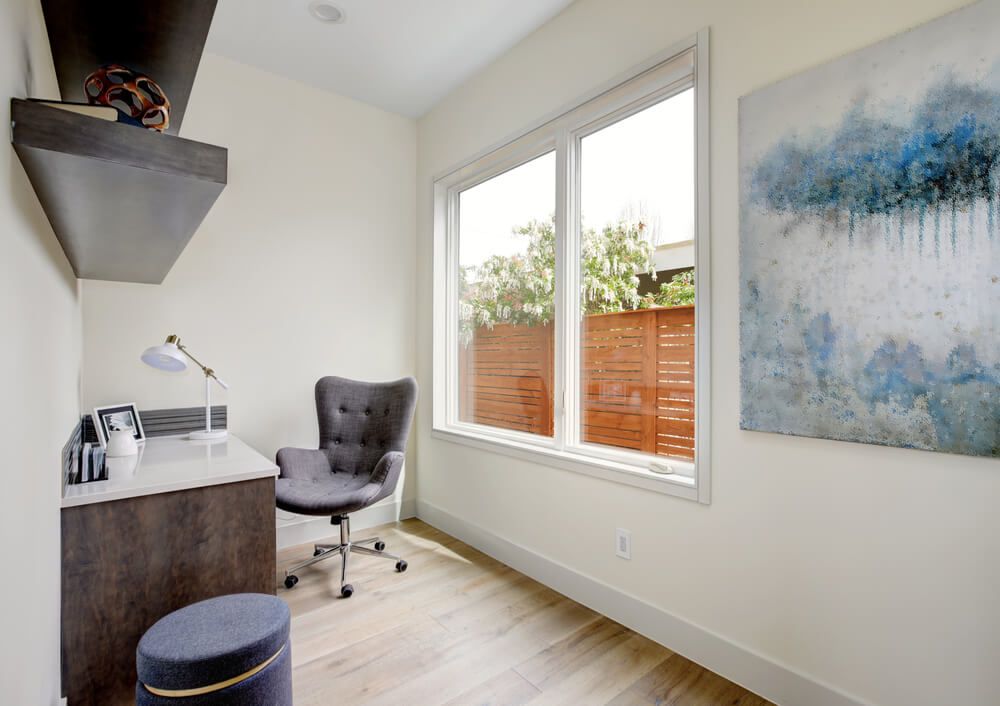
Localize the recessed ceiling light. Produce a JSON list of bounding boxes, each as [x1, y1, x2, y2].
[[309, 1, 346, 23]]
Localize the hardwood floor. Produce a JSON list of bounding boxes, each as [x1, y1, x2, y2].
[[277, 519, 772, 706]]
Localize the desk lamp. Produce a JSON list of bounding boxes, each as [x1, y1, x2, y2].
[[141, 335, 229, 440]]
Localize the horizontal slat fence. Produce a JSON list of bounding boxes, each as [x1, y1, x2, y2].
[[459, 305, 694, 460], [582, 310, 656, 453], [458, 323, 554, 436], [653, 306, 696, 460]]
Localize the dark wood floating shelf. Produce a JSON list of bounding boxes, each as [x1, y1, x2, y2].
[[41, 0, 218, 135], [11, 98, 227, 284]]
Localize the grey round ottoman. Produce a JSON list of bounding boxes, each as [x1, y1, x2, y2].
[[136, 593, 292, 706]]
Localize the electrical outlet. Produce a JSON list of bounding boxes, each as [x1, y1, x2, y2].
[[615, 527, 632, 559]]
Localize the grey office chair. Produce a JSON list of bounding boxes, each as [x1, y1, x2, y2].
[[276, 376, 417, 598]]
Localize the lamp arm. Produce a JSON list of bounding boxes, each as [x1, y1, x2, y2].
[[174, 342, 229, 389]]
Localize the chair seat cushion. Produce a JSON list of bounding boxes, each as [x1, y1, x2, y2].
[[275, 473, 377, 516], [136, 594, 290, 692]]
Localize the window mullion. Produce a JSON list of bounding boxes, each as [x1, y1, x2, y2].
[[445, 187, 461, 428], [552, 129, 567, 452], [557, 127, 582, 452]]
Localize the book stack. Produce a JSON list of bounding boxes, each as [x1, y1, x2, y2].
[[27, 98, 119, 122], [69, 442, 108, 485]]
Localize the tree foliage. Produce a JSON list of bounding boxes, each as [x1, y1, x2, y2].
[[459, 217, 693, 342], [652, 269, 695, 307], [459, 219, 556, 333], [580, 220, 656, 314]]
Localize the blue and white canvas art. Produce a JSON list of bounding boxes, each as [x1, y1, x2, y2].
[[739, 1, 1000, 458]]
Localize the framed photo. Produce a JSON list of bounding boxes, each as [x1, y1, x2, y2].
[[92, 403, 145, 449]]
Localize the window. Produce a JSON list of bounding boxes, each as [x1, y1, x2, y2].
[[577, 91, 695, 463], [433, 33, 710, 502], [458, 152, 556, 437]]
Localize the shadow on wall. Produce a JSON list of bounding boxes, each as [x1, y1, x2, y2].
[[7, 0, 76, 297], [8, 147, 78, 297]]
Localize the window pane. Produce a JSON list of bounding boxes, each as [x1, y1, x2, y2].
[[578, 90, 695, 461], [458, 152, 556, 437]]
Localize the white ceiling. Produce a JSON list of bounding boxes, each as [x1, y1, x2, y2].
[[207, 0, 576, 118]]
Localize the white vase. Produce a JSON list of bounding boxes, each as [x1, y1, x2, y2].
[[106, 429, 138, 457], [106, 454, 139, 477]]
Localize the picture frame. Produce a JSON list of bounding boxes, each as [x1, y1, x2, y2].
[[738, 0, 1000, 459], [92, 403, 145, 449]]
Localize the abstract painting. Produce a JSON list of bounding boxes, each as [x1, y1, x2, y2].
[[739, 1, 1000, 458]]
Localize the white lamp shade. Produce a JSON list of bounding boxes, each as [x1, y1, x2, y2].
[[141, 343, 188, 372]]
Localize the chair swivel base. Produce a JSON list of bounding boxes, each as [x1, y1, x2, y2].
[[282, 515, 407, 598]]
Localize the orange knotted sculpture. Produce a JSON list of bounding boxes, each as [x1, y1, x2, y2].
[[84, 64, 171, 132]]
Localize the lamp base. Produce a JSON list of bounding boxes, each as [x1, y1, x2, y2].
[[189, 429, 228, 441]]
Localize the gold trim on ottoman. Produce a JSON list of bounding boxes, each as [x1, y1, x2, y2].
[[142, 645, 285, 698]]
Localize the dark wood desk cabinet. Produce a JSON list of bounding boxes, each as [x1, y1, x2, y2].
[[61, 436, 278, 706]]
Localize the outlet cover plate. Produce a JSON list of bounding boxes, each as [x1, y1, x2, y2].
[[615, 527, 632, 559]]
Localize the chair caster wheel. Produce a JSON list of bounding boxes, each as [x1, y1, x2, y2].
[[284, 575, 299, 589], [374, 541, 386, 551], [340, 584, 354, 598], [395, 560, 408, 572]]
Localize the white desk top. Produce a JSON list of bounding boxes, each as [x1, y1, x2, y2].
[[62, 434, 278, 508]]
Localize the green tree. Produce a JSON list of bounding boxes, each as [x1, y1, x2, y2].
[[580, 220, 655, 314], [647, 269, 694, 308], [459, 219, 556, 338], [460, 217, 694, 342]]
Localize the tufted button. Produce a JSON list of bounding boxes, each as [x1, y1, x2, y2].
[[360, 440, 366, 447], [384, 408, 390, 415], [365, 408, 371, 416], [334, 439, 341, 445], [338, 407, 345, 413], [379, 440, 385, 447]]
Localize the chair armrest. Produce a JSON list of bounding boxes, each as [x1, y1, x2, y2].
[[275, 447, 331, 481], [365, 451, 406, 506]]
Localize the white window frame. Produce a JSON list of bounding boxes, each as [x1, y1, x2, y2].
[[432, 31, 711, 503]]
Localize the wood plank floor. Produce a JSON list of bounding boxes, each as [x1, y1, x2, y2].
[[277, 519, 772, 706]]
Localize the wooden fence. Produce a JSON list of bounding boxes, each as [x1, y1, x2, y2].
[[458, 305, 694, 461]]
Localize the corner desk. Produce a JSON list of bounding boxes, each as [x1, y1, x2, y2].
[[61, 434, 278, 706]]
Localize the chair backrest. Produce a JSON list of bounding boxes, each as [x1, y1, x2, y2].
[[315, 376, 417, 476]]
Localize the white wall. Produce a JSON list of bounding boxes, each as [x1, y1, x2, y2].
[[81, 55, 418, 506], [653, 242, 694, 271], [0, 1, 81, 703], [415, 2, 997, 705]]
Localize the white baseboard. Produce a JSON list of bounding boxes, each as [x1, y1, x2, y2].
[[416, 499, 868, 706], [277, 497, 416, 549]]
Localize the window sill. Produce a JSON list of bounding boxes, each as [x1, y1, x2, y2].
[[430, 426, 699, 501]]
